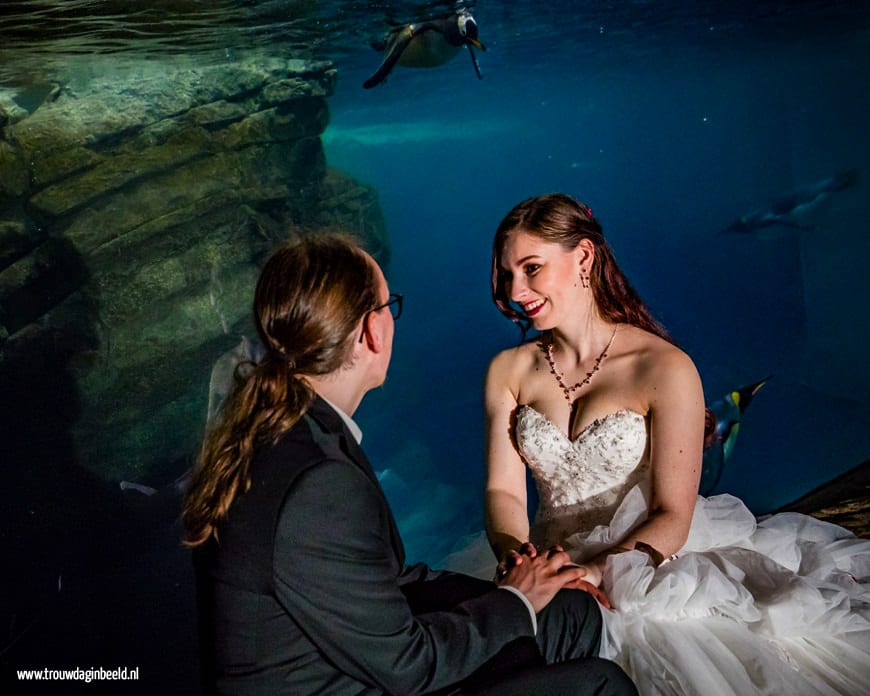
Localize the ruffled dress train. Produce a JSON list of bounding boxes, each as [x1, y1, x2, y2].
[[444, 407, 870, 695]]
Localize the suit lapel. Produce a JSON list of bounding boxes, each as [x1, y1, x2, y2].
[[307, 396, 406, 567]]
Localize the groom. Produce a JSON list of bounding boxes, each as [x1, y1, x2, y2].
[[193, 234, 636, 695]]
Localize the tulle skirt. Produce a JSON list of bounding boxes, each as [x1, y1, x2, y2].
[[443, 493, 870, 695]]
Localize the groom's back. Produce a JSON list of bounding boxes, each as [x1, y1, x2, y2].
[[192, 414, 383, 696]]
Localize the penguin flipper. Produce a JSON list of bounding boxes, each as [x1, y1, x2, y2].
[[467, 44, 483, 80], [363, 26, 416, 89]]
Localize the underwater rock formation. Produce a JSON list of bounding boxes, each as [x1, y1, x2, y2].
[[0, 57, 389, 482], [778, 459, 870, 539]]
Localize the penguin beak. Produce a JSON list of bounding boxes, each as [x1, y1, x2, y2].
[[467, 38, 486, 51]]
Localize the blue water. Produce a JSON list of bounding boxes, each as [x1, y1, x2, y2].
[[1, 1, 868, 691], [322, 4, 870, 563]]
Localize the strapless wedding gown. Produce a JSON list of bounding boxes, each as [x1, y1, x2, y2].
[[446, 406, 870, 695]]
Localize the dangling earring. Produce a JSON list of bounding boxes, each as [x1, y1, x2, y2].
[[580, 269, 590, 289]]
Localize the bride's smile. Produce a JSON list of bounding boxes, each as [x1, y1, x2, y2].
[[499, 228, 591, 331]]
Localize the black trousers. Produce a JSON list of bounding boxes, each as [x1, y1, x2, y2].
[[404, 576, 637, 696], [467, 655, 638, 696], [460, 591, 636, 696]]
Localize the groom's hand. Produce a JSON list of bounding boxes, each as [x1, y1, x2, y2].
[[497, 546, 590, 614], [496, 541, 539, 580]]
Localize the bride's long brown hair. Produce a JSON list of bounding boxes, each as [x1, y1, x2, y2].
[[182, 233, 378, 547]]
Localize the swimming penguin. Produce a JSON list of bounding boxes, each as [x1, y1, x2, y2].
[[700, 376, 772, 495], [363, 9, 486, 89], [723, 169, 858, 237]]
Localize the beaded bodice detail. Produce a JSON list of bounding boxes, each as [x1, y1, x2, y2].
[[515, 405, 650, 548]]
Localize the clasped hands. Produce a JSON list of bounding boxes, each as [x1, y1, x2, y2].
[[496, 542, 611, 610]]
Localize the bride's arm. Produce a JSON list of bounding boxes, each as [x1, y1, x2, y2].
[[586, 348, 705, 584], [484, 351, 530, 566]]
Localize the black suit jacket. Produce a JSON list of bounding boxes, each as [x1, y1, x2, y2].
[[194, 396, 534, 695]]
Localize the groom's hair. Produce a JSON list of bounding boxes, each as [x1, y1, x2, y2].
[[183, 232, 378, 547]]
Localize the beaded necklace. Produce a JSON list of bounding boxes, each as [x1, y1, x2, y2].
[[543, 325, 618, 401]]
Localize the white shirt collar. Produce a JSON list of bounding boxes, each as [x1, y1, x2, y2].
[[319, 394, 363, 444]]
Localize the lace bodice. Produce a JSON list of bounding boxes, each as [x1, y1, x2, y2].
[[515, 405, 650, 549]]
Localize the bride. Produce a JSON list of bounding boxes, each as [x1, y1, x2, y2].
[[466, 192, 870, 694]]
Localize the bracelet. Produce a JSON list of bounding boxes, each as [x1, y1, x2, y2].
[[633, 541, 665, 567], [611, 541, 665, 566]]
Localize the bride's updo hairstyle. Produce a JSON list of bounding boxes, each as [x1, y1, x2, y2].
[[491, 192, 670, 342], [183, 233, 378, 547]]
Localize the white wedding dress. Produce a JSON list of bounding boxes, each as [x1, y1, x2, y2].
[[446, 405, 870, 695]]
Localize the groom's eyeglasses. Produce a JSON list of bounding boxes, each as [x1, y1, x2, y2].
[[359, 293, 403, 342], [370, 293, 403, 320]]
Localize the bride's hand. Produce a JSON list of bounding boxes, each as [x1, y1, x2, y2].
[[570, 561, 603, 588], [559, 563, 611, 609], [495, 541, 539, 580], [497, 545, 613, 609]]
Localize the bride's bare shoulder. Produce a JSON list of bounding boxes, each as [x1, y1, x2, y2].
[[487, 339, 543, 389], [489, 339, 540, 369], [621, 326, 699, 381]]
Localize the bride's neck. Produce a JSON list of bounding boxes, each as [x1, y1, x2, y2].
[[548, 318, 616, 364]]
